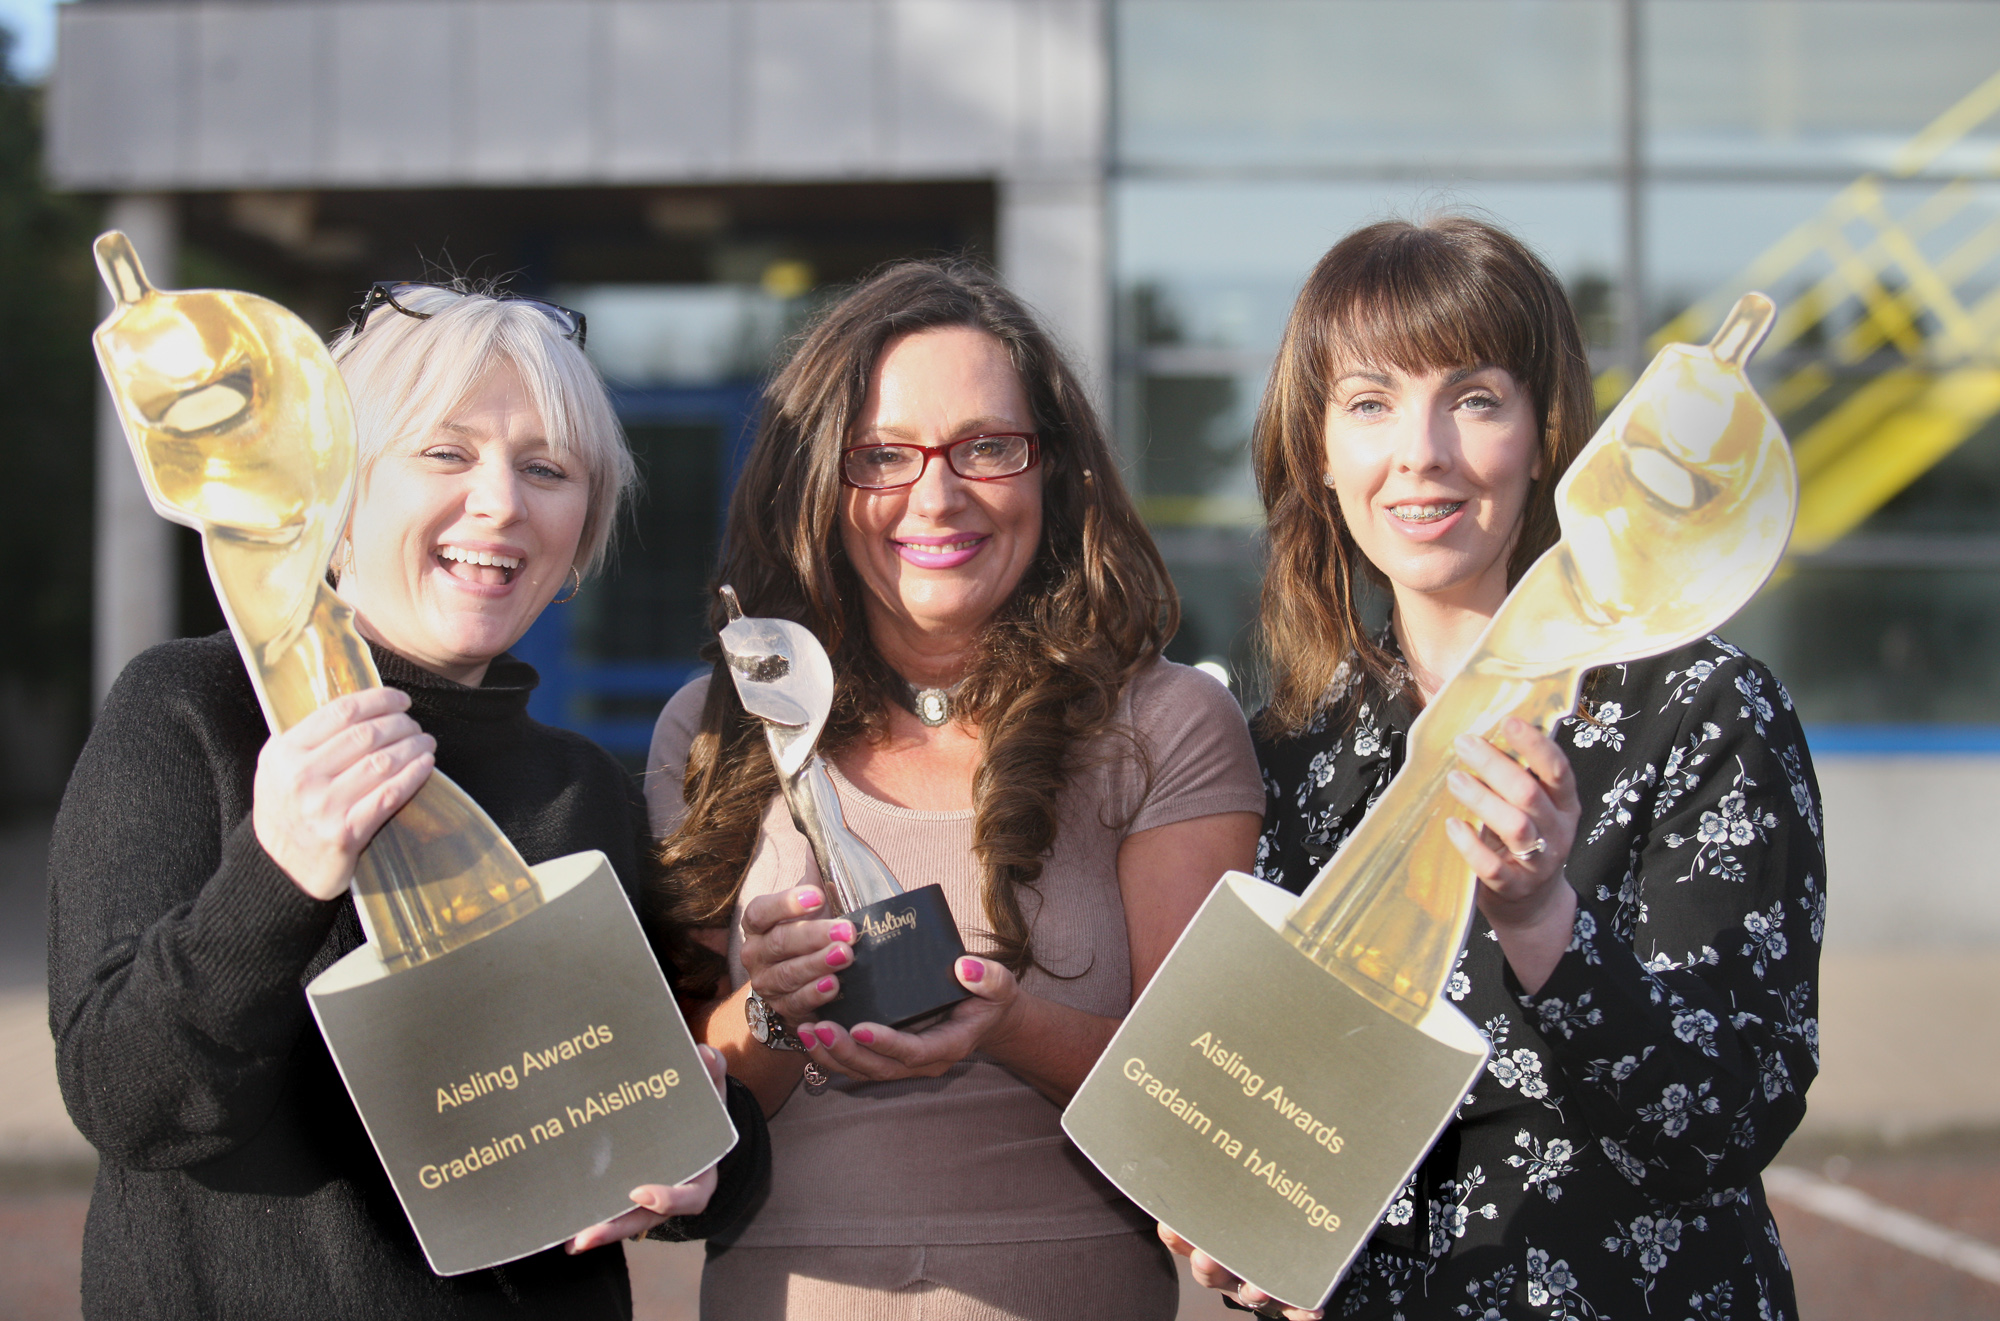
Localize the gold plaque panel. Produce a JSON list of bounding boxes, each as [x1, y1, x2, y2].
[[1063, 873, 1487, 1311], [309, 851, 738, 1276]]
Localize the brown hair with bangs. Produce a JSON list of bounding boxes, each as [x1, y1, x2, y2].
[[653, 259, 1176, 995], [1255, 215, 1596, 735]]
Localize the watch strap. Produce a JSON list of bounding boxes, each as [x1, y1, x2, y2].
[[746, 988, 804, 1051]]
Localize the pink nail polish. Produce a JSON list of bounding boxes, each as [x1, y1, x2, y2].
[[960, 958, 984, 983], [798, 1028, 817, 1048], [797, 889, 824, 910], [852, 1027, 875, 1044], [816, 976, 836, 994], [816, 1027, 839, 1048], [830, 921, 855, 944], [826, 947, 850, 969]]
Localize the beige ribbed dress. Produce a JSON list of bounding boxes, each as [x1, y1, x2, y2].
[[646, 660, 1264, 1321]]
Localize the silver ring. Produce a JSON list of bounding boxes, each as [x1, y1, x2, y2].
[[1510, 836, 1547, 861], [1235, 1284, 1279, 1317]]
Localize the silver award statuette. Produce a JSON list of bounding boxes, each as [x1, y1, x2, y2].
[[718, 586, 971, 1030], [1062, 295, 1798, 1311], [90, 232, 735, 1276]]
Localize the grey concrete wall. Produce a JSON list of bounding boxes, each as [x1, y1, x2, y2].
[[50, 0, 1102, 188], [1817, 754, 2000, 950]]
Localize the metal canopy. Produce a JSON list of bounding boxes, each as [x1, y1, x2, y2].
[[48, 0, 1105, 191]]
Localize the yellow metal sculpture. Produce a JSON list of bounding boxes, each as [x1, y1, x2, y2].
[[91, 231, 541, 971], [1622, 67, 2000, 557], [1284, 293, 1797, 1025]]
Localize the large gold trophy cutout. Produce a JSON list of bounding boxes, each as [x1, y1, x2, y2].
[[92, 232, 735, 1275], [1063, 294, 1797, 1309]]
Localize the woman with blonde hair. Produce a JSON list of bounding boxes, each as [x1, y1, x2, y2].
[[648, 259, 1265, 1318], [49, 281, 765, 1319], [1171, 217, 1823, 1319]]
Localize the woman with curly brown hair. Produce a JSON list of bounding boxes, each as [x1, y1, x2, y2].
[[644, 260, 1265, 1319], [1171, 216, 1822, 1320]]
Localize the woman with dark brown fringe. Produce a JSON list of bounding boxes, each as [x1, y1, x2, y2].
[[644, 260, 1265, 1319], [1169, 216, 1822, 1319]]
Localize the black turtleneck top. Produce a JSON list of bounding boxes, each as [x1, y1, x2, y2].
[[47, 632, 766, 1320]]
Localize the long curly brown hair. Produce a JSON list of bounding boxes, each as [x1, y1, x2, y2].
[[653, 260, 1176, 997], [1254, 216, 1597, 737]]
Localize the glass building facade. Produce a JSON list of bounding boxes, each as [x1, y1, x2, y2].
[[1113, 0, 2000, 739], [55, 0, 2000, 754]]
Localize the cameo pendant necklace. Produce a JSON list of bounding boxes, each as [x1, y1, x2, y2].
[[898, 677, 965, 728]]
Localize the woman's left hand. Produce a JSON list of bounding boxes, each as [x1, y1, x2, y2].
[[793, 956, 1021, 1083], [1443, 716, 1582, 994], [565, 1045, 727, 1253]]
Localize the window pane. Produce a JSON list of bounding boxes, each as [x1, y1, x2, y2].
[[1646, 179, 2000, 534], [1726, 567, 2000, 723], [1647, 0, 2000, 176], [1646, 179, 1851, 316], [559, 284, 791, 386], [1118, 178, 1623, 432], [1117, 0, 1618, 174], [573, 420, 723, 666]]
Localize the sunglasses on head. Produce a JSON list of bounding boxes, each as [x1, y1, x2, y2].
[[348, 281, 587, 349]]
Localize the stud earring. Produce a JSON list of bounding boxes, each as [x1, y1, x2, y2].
[[1322, 472, 1337, 489]]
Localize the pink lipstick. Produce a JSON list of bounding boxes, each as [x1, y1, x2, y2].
[[893, 533, 989, 569]]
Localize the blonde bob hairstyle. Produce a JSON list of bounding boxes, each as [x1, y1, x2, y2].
[[1254, 215, 1596, 736], [327, 283, 638, 575]]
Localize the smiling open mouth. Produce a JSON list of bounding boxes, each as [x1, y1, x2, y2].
[[436, 545, 521, 585], [896, 536, 986, 554], [1389, 502, 1465, 524]]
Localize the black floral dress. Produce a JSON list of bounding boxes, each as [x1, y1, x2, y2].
[[1253, 635, 1824, 1321]]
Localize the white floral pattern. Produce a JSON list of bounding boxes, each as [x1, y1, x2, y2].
[[1568, 698, 1629, 751], [1254, 636, 1821, 1320]]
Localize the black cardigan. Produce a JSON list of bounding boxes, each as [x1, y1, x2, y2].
[[47, 633, 766, 1320]]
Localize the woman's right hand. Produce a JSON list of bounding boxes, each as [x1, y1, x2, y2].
[[738, 885, 852, 1028], [252, 688, 436, 900], [1158, 1225, 1324, 1320]]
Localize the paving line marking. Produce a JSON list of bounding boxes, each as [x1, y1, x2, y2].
[[1765, 1165, 2000, 1286]]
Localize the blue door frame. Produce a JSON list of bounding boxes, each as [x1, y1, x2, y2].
[[512, 382, 760, 759]]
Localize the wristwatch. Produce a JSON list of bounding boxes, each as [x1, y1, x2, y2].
[[745, 988, 806, 1051]]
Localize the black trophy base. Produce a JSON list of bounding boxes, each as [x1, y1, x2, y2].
[[821, 885, 971, 1030]]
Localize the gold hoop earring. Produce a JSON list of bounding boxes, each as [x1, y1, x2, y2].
[[553, 566, 582, 605]]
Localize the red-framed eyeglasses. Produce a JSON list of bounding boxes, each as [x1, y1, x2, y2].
[[840, 433, 1041, 491]]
